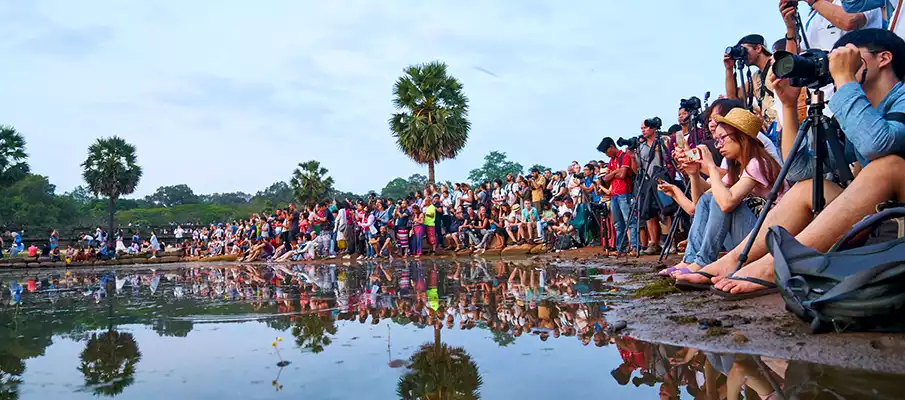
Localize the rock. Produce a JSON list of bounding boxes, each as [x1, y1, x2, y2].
[[529, 244, 548, 255], [733, 332, 749, 345], [489, 236, 505, 250], [501, 244, 533, 255]]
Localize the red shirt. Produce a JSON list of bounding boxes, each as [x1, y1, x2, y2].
[[608, 150, 633, 196]]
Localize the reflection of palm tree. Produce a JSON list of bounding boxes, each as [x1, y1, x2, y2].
[[77, 330, 142, 397], [291, 313, 337, 354], [0, 353, 25, 400], [397, 327, 482, 399]]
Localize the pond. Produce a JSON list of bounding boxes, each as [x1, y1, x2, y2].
[[1, 260, 903, 399]]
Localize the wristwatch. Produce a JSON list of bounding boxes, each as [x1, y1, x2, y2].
[[785, 34, 795, 41]]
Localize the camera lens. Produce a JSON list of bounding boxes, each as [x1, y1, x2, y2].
[[773, 51, 805, 78]]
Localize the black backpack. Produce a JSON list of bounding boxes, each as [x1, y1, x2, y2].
[[767, 207, 905, 333]]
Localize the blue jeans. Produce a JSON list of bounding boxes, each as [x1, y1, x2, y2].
[[611, 194, 638, 252], [329, 231, 337, 257], [365, 231, 375, 258], [683, 192, 757, 266]]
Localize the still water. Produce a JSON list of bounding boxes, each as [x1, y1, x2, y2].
[[1, 260, 902, 399]]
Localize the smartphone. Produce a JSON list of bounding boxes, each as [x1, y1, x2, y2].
[[686, 148, 702, 162]]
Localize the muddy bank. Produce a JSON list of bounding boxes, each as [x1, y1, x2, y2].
[[538, 252, 905, 374]]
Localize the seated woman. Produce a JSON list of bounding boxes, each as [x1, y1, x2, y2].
[[553, 213, 578, 251], [660, 108, 787, 277]]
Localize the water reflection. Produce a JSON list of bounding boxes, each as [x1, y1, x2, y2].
[[0, 261, 903, 399]]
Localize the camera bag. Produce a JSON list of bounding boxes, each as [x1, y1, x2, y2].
[[767, 206, 905, 333]]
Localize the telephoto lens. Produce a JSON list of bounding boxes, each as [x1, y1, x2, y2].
[[773, 49, 832, 89]]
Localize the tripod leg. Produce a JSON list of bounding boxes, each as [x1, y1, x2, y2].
[[659, 211, 682, 263], [734, 123, 810, 271]]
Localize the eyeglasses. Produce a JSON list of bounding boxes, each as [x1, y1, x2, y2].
[[714, 135, 730, 147]]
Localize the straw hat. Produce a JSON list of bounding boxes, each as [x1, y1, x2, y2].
[[713, 108, 762, 139]]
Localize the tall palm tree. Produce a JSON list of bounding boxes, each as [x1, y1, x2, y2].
[[289, 160, 334, 207], [0, 125, 29, 186], [78, 329, 142, 397], [81, 136, 142, 238], [396, 328, 482, 400], [389, 61, 470, 184], [291, 313, 337, 354]]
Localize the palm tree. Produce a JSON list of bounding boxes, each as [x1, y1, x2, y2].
[[291, 313, 337, 354], [396, 328, 482, 400], [0, 353, 25, 400], [0, 125, 29, 186], [78, 329, 142, 397], [289, 160, 334, 207], [81, 136, 142, 237], [389, 61, 470, 184]]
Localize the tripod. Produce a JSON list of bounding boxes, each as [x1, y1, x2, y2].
[[623, 134, 683, 258], [734, 90, 849, 269]]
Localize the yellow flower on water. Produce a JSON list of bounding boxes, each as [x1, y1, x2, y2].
[[272, 380, 277, 386], [65, 271, 71, 277], [277, 336, 283, 342], [271, 341, 277, 347]]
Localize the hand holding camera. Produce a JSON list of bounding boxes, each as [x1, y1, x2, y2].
[[770, 75, 801, 106], [828, 43, 864, 87], [696, 145, 716, 171], [780, 1, 798, 30]]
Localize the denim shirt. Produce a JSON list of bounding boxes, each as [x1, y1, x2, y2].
[[787, 82, 905, 182]]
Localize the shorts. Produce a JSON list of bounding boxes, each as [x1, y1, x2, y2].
[[509, 226, 519, 233], [426, 227, 438, 246]]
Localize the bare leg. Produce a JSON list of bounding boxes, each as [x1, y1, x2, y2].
[[677, 178, 839, 285], [647, 217, 661, 247], [719, 156, 905, 294]]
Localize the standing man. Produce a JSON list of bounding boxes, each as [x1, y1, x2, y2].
[[424, 194, 439, 253], [288, 203, 300, 244], [529, 168, 547, 214], [636, 117, 665, 255], [599, 138, 639, 255], [725, 33, 780, 134]]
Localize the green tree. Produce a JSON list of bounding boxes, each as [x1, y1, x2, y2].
[[78, 330, 142, 397], [396, 330, 482, 400], [145, 184, 199, 207], [200, 192, 252, 205], [380, 174, 428, 200], [0, 174, 79, 232], [389, 61, 470, 184], [0, 353, 24, 400], [289, 160, 335, 207], [467, 151, 523, 186], [81, 136, 143, 237], [64, 185, 95, 204], [254, 181, 294, 206], [0, 125, 29, 186]]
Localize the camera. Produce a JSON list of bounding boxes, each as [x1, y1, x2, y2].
[[773, 49, 832, 89], [617, 136, 642, 150], [725, 44, 748, 61], [679, 96, 701, 113]]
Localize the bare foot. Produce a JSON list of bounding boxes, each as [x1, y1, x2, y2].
[[714, 255, 775, 294], [674, 253, 739, 284], [670, 262, 702, 278]]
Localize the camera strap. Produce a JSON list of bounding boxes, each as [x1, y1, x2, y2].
[[758, 60, 773, 108]]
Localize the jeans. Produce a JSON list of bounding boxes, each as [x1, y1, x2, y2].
[[365, 231, 375, 258], [683, 192, 757, 266], [478, 229, 496, 249], [329, 231, 337, 257], [459, 229, 478, 248], [611, 194, 638, 252]]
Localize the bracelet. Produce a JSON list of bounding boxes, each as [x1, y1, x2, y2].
[[785, 34, 795, 41]]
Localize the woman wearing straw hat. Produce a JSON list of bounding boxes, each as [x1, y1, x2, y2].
[[657, 108, 788, 286]]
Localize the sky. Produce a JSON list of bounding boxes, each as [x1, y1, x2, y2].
[[0, 0, 792, 198]]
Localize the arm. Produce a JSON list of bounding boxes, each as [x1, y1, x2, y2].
[[812, 0, 868, 31], [829, 82, 905, 160], [840, 0, 885, 12], [706, 163, 757, 212], [724, 54, 741, 100]]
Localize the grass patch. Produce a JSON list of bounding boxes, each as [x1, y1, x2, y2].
[[705, 327, 731, 337], [666, 315, 699, 325], [632, 279, 681, 298]]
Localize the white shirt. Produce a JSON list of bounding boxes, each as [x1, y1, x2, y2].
[[174, 228, 184, 238], [720, 132, 782, 169], [805, 0, 883, 51]]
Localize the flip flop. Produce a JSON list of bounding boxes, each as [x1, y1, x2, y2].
[[657, 267, 684, 277], [710, 276, 779, 301], [674, 271, 714, 291]]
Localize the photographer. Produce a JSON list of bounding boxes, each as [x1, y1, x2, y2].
[[636, 117, 667, 255], [684, 29, 905, 297], [783, 0, 883, 52], [599, 137, 639, 255], [725, 34, 780, 132]]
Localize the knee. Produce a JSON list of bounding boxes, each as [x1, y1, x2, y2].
[[859, 155, 905, 180]]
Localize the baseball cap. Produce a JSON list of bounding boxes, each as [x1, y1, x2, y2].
[[737, 34, 772, 55]]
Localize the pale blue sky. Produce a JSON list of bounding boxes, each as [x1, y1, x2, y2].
[[1, 1, 791, 197]]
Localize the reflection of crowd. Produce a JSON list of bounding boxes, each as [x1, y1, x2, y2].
[[612, 336, 788, 400]]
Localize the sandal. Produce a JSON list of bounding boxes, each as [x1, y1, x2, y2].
[[710, 276, 778, 301], [674, 271, 715, 291]]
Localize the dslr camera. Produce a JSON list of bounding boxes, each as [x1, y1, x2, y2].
[[679, 96, 701, 114], [725, 44, 748, 61], [773, 49, 832, 89], [617, 136, 642, 151]]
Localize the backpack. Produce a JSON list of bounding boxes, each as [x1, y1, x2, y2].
[[767, 206, 905, 333]]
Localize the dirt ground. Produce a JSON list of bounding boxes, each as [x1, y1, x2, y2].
[[536, 249, 905, 374]]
